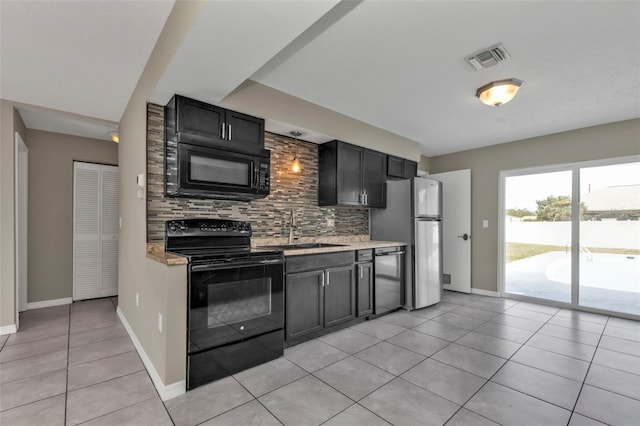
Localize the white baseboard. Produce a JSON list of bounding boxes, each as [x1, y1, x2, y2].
[[116, 307, 185, 401], [471, 288, 500, 297], [27, 297, 72, 310], [0, 324, 17, 335]]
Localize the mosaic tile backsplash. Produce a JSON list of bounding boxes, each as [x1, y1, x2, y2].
[[147, 103, 369, 242]]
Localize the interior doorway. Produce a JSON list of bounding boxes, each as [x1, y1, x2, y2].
[[73, 161, 119, 301]]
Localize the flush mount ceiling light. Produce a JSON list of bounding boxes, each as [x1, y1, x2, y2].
[[290, 131, 302, 174], [109, 131, 119, 143], [476, 78, 524, 107]]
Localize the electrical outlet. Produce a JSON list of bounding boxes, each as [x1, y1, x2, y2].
[[136, 293, 139, 307], [327, 218, 335, 228], [482, 219, 489, 228], [158, 313, 163, 332]]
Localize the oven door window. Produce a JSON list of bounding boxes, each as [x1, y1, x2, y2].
[[207, 277, 271, 327], [189, 263, 284, 353]]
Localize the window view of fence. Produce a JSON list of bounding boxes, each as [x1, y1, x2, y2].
[[503, 161, 640, 316]]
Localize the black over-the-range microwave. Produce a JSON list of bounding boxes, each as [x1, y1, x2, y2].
[[164, 95, 270, 201]]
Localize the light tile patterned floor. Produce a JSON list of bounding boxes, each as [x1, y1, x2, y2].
[[1, 292, 639, 425]]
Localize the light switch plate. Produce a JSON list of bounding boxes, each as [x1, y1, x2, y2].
[[482, 220, 489, 228], [327, 218, 335, 228]]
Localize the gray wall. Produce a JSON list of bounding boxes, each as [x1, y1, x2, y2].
[[25, 129, 118, 303], [428, 118, 640, 293], [0, 101, 27, 328], [118, 0, 205, 387]]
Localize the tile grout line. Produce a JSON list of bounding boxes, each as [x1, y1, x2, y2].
[[69, 301, 174, 425], [64, 304, 71, 426], [440, 299, 573, 424], [73, 396, 160, 426], [566, 315, 613, 425], [230, 376, 284, 426]]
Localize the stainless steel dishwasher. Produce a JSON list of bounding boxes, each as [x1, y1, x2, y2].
[[374, 246, 405, 315]]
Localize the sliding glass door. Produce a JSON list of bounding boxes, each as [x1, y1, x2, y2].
[[504, 170, 573, 303], [578, 162, 640, 315], [501, 157, 640, 317]]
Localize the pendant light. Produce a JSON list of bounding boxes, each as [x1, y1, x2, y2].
[[290, 131, 302, 174], [476, 78, 524, 106]]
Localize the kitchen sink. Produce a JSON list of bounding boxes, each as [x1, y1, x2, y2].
[[261, 243, 346, 250]]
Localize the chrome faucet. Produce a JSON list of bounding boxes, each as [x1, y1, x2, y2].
[[288, 208, 297, 244]]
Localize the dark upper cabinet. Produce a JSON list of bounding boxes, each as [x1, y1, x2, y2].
[[387, 155, 418, 180], [405, 161, 418, 179], [324, 266, 356, 328], [166, 95, 265, 154], [363, 150, 387, 208], [319, 140, 386, 208], [174, 96, 226, 143], [336, 143, 363, 206], [224, 109, 265, 152]]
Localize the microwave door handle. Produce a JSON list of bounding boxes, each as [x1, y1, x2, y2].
[[254, 166, 259, 187]]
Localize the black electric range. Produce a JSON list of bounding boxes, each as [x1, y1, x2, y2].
[[165, 219, 284, 390]]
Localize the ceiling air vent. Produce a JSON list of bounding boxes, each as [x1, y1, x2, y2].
[[466, 43, 510, 70]]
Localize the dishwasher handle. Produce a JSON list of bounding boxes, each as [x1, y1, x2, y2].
[[375, 250, 405, 256]]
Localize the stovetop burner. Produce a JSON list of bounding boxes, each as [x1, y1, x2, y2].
[[165, 218, 282, 263]]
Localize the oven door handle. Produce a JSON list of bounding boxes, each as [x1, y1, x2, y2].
[[191, 258, 284, 272]]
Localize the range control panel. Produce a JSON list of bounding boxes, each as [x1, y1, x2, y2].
[[166, 219, 252, 237]]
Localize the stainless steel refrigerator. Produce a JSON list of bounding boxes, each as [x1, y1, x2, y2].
[[371, 177, 442, 309]]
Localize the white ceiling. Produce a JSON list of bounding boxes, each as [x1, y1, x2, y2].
[[1, 1, 638, 154], [0, 0, 174, 138], [251, 1, 640, 155]]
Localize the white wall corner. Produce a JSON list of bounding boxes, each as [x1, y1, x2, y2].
[[116, 307, 185, 401], [27, 297, 72, 310], [470, 288, 500, 298], [0, 324, 18, 335]]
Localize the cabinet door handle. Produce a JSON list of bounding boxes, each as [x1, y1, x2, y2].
[[221, 123, 226, 140], [320, 273, 324, 287], [228, 124, 232, 141], [360, 266, 363, 279], [326, 273, 330, 286]]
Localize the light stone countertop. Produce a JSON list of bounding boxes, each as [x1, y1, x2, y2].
[[261, 240, 406, 257], [147, 237, 407, 265]]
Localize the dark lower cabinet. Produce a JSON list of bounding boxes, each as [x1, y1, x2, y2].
[[285, 270, 324, 340], [356, 262, 373, 317], [285, 252, 356, 343], [324, 266, 356, 328]]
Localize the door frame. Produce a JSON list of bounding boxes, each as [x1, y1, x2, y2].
[[498, 154, 640, 320], [15, 132, 28, 319], [428, 169, 471, 294]]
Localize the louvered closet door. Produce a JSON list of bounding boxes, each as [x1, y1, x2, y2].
[[73, 162, 119, 300], [100, 166, 119, 297]]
